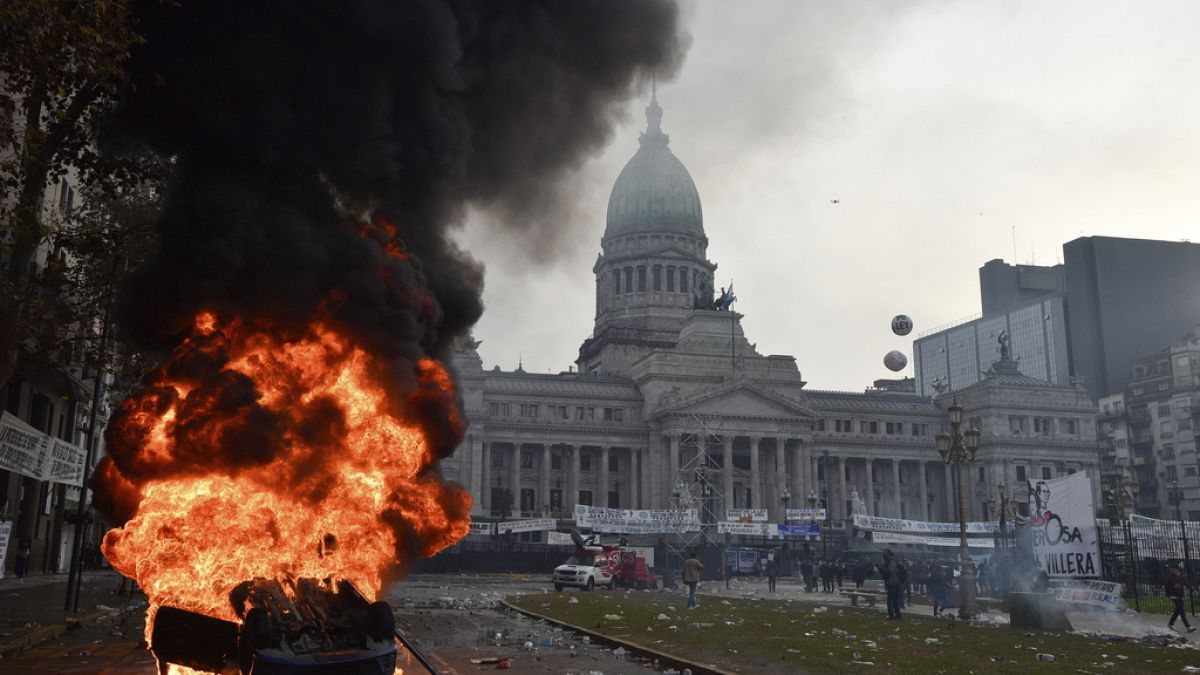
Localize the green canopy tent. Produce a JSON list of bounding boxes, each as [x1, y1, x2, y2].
[[844, 538, 885, 563]]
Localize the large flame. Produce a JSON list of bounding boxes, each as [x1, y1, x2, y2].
[[100, 308, 470, 656]]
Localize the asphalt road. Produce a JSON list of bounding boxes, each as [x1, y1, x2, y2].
[[0, 573, 660, 674]]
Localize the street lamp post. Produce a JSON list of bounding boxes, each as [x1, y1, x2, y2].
[[935, 401, 981, 620], [1105, 463, 1140, 611], [997, 481, 1009, 550], [1169, 482, 1193, 606]]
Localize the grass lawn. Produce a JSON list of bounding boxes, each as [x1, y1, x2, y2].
[[508, 590, 1200, 674]]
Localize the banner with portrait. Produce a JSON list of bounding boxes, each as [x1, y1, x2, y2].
[[1027, 471, 1100, 578]]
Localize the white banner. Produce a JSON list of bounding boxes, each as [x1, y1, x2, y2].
[[786, 508, 826, 521], [497, 518, 557, 534], [546, 531, 575, 546], [717, 521, 778, 537], [853, 514, 999, 534], [871, 531, 995, 548], [0, 412, 86, 487], [574, 505, 699, 534], [1046, 579, 1124, 611], [467, 521, 494, 537], [726, 508, 768, 522], [1028, 472, 1100, 578], [0, 521, 11, 580]]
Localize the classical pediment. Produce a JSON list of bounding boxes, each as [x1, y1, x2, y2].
[[654, 380, 818, 421]]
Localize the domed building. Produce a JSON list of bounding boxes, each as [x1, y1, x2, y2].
[[444, 92, 1101, 553]]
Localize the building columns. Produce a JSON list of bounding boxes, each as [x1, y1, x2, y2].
[[773, 438, 786, 520], [865, 458, 875, 515], [567, 444, 579, 510], [509, 444, 521, 513], [480, 441, 491, 511], [469, 435, 483, 512], [918, 460, 929, 520], [790, 442, 804, 517], [600, 446, 611, 508], [540, 444, 551, 516], [750, 436, 762, 509], [837, 456, 847, 521], [629, 448, 640, 509], [891, 459, 902, 518], [667, 433, 681, 498], [722, 435, 734, 516]]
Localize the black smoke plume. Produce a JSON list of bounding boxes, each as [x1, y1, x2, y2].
[[95, 0, 686, 521]]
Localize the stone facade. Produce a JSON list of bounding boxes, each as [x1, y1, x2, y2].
[[441, 95, 1101, 531]]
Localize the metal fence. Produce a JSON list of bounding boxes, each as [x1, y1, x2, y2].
[[1097, 515, 1200, 614]]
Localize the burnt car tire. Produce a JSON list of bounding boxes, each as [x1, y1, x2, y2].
[[237, 607, 272, 675], [366, 601, 396, 641]]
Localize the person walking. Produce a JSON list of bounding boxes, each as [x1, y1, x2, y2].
[[876, 549, 904, 620], [1166, 566, 1197, 632], [766, 557, 778, 593], [820, 559, 835, 593], [683, 550, 705, 609]]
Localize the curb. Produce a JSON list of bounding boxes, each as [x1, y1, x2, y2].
[[0, 607, 121, 658], [500, 599, 736, 675]]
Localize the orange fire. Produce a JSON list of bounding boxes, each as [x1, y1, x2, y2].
[[99, 309, 471, 660]]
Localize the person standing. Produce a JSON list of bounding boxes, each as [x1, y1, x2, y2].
[[853, 560, 867, 589], [928, 565, 948, 617], [1166, 566, 1197, 632], [876, 549, 904, 620], [14, 540, 31, 579], [800, 559, 814, 593], [835, 559, 845, 590], [683, 550, 705, 609], [766, 557, 777, 593]]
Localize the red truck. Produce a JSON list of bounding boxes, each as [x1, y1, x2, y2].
[[552, 531, 658, 591]]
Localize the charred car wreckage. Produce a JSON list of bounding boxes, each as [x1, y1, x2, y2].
[[150, 577, 399, 674]]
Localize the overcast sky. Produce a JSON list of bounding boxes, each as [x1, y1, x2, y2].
[[454, 1, 1200, 391]]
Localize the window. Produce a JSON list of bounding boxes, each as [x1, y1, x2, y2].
[[1179, 376, 1195, 387], [1159, 405, 1172, 418], [1009, 416, 1027, 433], [603, 407, 625, 422], [580, 454, 592, 471], [1188, 467, 1198, 478], [1167, 465, 1179, 481], [575, 406, 586, 420], [1034, 417, 1052, 435], [886, 422, 903, 435], [637, 266, 647, 292], [521, 451, 533, 468], [1159, 382, 1171, 392], [489, 402, 511, 416], [978, 466, 985, 483], [1176, 397, 1193, 409], [492, 452, 504, 468], [1183, 442, 1196, 454], [1161, 421, 1175, 438], [1042, 466, 1052, 480], [1016, 466, 1027, 482], [1131, 387, 1145, 396], [666, 266, 676, 292], [613, 271, 621, 294], [1163, 444, 1175, 460], [835, 419, 853, 433], [1060, 418, 1077, 435], [586, 407, 595, 421], [608, 455, 620, 472], [624, 267, 633, 293], [860, 421, 878, 434], [679, 268, 688, 291], [551, 453, 562, 470], [579, 490, 593, 506], [653, 266, 662, 291], [1180, 418, 1193, 431], [520, 403, 538, 418], [816, 419, 826, 432]]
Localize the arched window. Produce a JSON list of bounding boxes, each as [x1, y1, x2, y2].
[[637, 266, 647, 292], [653, 266, 662, 291], [666, 266, 676, 292], [679, 268, 689, 292], [624, 267, 634, 293]]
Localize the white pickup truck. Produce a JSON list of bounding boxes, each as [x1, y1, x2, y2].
[[552, 546, 617, 591]]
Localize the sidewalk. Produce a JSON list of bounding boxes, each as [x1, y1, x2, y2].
[[0, 570, 145, 656]]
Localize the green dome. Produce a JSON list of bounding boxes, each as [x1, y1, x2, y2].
[[604, 95, 704, 240]]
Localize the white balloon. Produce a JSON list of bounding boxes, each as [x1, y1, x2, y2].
[[884, 350, 908, 372], [891, 314, 913, 336]]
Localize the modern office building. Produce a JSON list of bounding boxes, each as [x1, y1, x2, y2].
[[915, 238, 1200, 401]]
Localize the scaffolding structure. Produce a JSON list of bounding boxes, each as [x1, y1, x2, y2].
[[667, 413, 728, 559]]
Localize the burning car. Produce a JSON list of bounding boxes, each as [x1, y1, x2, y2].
[[150, 577, 397, 674]]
